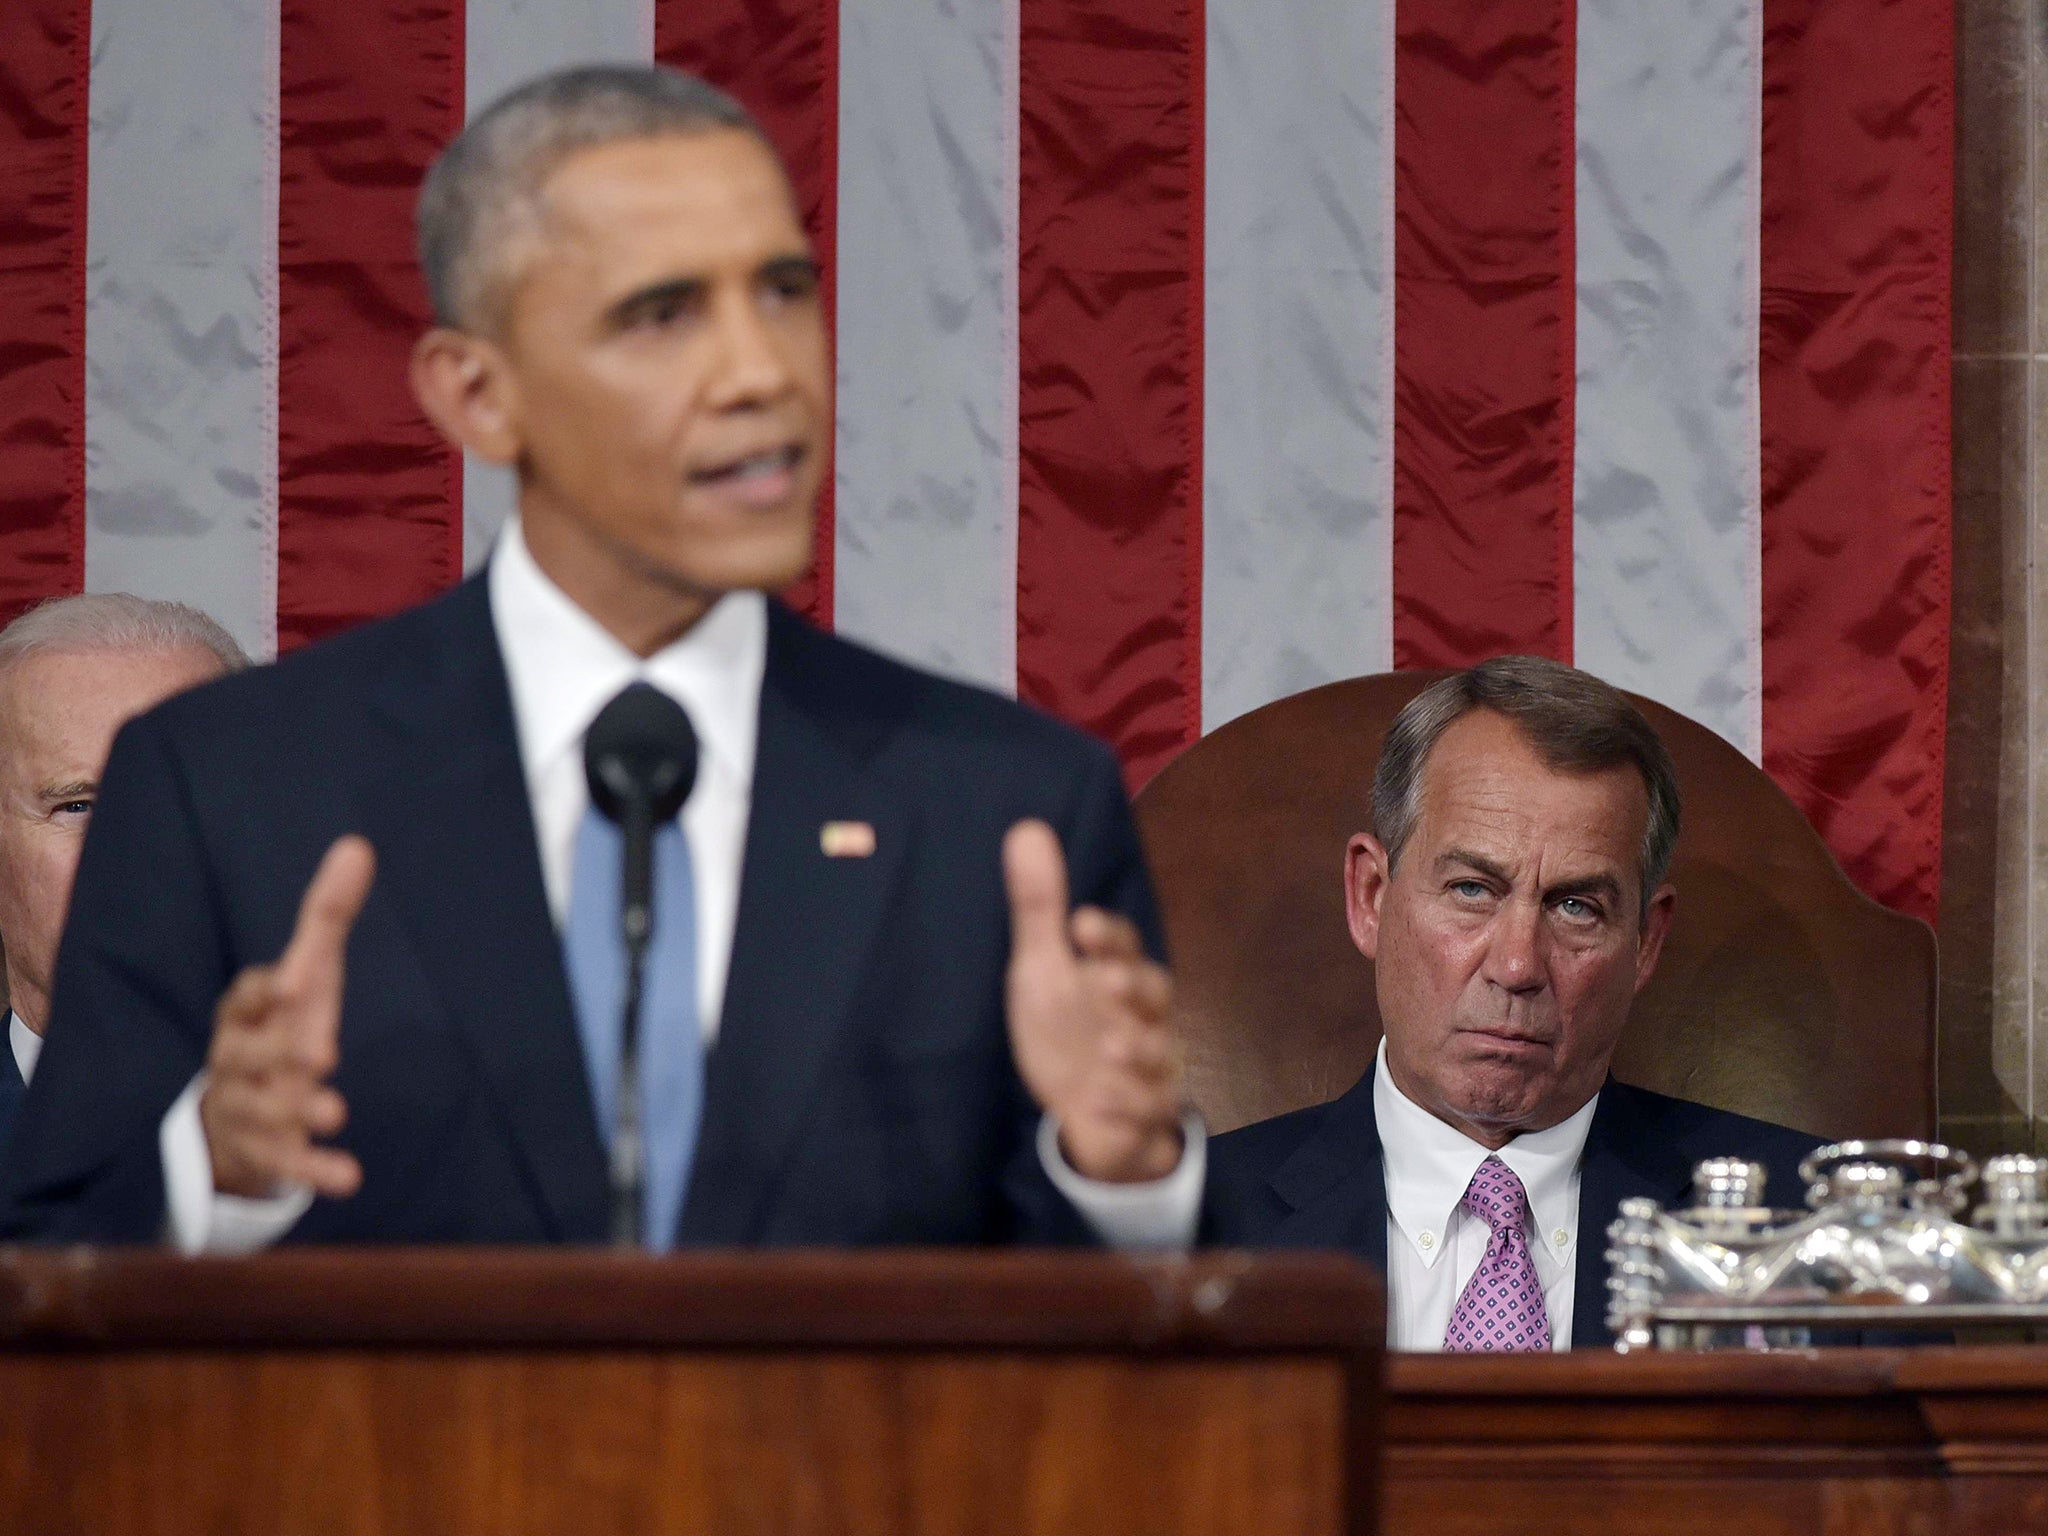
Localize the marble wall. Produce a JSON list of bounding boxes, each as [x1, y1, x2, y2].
[[1940, 0, 2047, 1153]]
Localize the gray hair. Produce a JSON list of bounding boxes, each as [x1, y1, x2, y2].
[[418, 63, 766, 332], [1371, 655, 1681, 922], [0, 593, 249, 682]]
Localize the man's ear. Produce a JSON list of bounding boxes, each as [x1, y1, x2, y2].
[[1632, 883, 1677, 994], [410, 327, 521, 465], [1344, 833, 1393, 962]]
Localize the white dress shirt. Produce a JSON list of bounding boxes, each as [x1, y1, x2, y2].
[[162, 518, 1201, 1252], [8, 1014, 40, 1086], [1375, 1041, 1597, 1351]]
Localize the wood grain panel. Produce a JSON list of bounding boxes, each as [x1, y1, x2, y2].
[[0, 1351, 1346, 1536], [1385, 1348, 2048, 1536]]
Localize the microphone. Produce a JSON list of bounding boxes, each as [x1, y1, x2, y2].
[[583, 682, 698, 1248]]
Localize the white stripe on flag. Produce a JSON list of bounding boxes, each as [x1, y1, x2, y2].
[[1571, 0, 1764, 758], [831, 0, 1020, 694], [459, 0, 656, 573], [83, 0, 282, 659], [1200, 0, 1397, 732]]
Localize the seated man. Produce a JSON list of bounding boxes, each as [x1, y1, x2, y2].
[[1209, 656, 1818, 1350], [0, 596, 245, 1138], [0, 65, 1200, 1252]]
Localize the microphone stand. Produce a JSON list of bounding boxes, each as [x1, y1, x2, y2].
[[583, 680, 698, 1252], [610, 788, 656, 1248]]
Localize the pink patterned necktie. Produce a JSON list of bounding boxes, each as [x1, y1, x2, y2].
[[1441, 1154, 1552, 1352]]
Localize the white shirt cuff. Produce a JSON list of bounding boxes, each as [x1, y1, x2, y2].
[[160, 1073, 315, 1255], [1037, 1111, 1205, 1251]]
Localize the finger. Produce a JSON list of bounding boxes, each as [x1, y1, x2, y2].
[[1084, 957, 1172, 1019], [215, 964, 283, 1035], [1003, 820, 1072, 963], [211, 1016, 321, 1079], [274, 834, 376, 1062], [209, 1085, 359, 1195], [275, 1143, 364, 1199], [205, 1072, 337, 1139], [301, 1085, 350, 1139], [212, 1002, 342, 1078], [1101, 1025, 1177, 1083], [277, 836, 376, 993], [1128, 961, 1172, 1017], [204, 1075, 300, 1137], [1076, 1074, 1184, 1136], [1070, 906, 1144, 962]]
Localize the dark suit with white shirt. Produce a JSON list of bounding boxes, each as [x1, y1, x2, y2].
[[1208, 1060, 1821, 1348], [0, 573, 1169, 1246]]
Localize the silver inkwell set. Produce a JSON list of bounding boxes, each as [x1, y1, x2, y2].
[[1606, 1142, 2048, 1350]]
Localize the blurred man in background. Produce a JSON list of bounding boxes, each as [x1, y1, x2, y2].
[[0, 595, 244, 1139]]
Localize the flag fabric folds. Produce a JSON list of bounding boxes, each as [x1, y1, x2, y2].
[[0, 0, 1951, 919]]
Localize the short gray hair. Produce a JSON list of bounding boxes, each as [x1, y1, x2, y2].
[[0, 593, 249, 682], [418, 64, 766, 332], [1371, 655, 1681, 921]]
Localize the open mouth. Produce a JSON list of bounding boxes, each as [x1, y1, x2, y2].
[[688, 444, 804, 491]]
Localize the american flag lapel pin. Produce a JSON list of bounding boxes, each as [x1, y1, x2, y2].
[[820, 820, 877, 858]]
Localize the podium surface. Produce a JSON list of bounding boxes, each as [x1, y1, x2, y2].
[[0, 1248, 1383, 1535]]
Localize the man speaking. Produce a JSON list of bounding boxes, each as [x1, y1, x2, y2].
[[1, 65, 1200, 1251]]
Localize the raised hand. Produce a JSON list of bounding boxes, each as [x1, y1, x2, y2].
[[199, 835, 375, 1199], [1003, 819, 1184, 1183]]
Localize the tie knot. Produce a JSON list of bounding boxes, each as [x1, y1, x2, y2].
[[1460, 1154, 1531, 1230]]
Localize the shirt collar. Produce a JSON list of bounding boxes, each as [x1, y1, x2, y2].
[[1373, 1038, 1597, 1268], [488, 517, 766, 790], [9, 1012, 40, 1086]]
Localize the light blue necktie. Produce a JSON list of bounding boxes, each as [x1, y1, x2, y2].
[[561, 803, 702, 1251]]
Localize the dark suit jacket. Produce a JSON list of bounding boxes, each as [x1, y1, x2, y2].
[[1209, 1062, 1822, 1348], [0, 1035, 23, 1162], [0, 578, 1165, 1246]]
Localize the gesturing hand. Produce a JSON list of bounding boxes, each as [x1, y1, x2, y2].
[[199, 835, 375, 1200], [1003, 819, 1184, 1183]]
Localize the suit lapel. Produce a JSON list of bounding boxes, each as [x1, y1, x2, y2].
[[680, 607, 910, 1243], [1571, 1082, 1695, 1348], [1266, 1067, 1690, 1350], [356, 579, 609, 1242], [1267, 1067, 1392, 1271], [0, 1030, 25, 1157]]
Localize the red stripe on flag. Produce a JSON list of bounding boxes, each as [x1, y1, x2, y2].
[[657, 0, 839, 630], [275, 0, 464, 652], [1017, 0, 1204, 788], [1758, 0, 1952, 923], [1390, 0, 1576, 668], [0, 0, 89, 623]]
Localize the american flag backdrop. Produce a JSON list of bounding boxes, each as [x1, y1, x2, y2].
[[0, 0, 1952, 918]]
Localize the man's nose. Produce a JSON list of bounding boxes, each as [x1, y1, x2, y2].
[[705, 292, 794, 407], [1481, 899, 1545, 993]]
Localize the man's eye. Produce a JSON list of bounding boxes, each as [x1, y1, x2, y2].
[[54, 800, 92, 818], [762, 267, 820, 305], [1449, 880, 1490, 900], [625, 292, 697, 330], [1554, 896, 1599, 921]]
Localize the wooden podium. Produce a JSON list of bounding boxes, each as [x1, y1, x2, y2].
[[1387, 1347, 2048, 1535], [0, 1249, 1384, 1535]]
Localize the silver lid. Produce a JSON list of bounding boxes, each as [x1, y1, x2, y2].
[[1981, 1154, 2048, 1206], [1692, 1157, 1767, 1210], [1826, 1159, 1906, 1205]]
